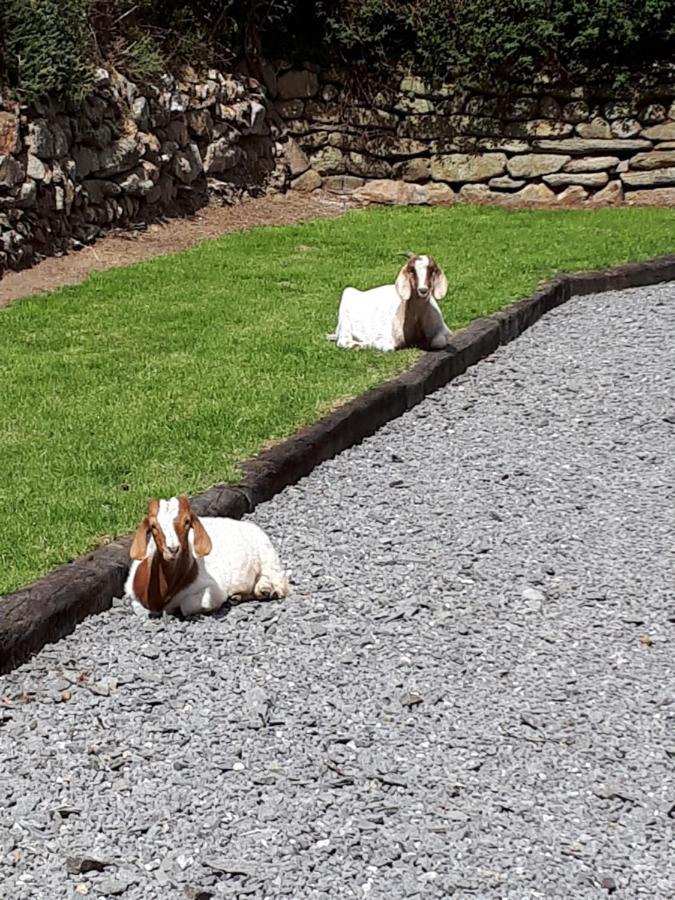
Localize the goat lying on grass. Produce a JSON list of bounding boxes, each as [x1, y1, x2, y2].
[[124, 495, 289, 617], [328, 253, 452, 352]]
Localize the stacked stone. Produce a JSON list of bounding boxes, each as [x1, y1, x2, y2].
[[0, 67, 284, 275], [276, 66, 675, 208], [2, 60, 675, 276]]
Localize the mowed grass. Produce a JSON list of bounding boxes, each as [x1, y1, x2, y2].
[[1, 204, 674, 594]]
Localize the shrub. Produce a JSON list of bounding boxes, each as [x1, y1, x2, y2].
[[444, 0, 675, 85], [295, 0, 675, 85], [1, 0, 92, 101], [88, 1, 234, 77], [0, 0, 674, 101]]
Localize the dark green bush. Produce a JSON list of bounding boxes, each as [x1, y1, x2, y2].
[[1, 0, 92, 101], [293, 0, 675, 85], [444, 0, 675, 85], [87, 1, 297, 72], [1, 0, 674, 101]]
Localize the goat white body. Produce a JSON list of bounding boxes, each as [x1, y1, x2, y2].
[[124, 517, 288, 617], [333, 284, 406, 352], [331, 256, 451, 352]]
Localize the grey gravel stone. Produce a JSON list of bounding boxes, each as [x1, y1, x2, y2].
[[183, 889, 214, 900], [97, 872, 137, 895], [65, 855, 110, 874], [1, 285, 674, 898], [522, 587, 546, 603]]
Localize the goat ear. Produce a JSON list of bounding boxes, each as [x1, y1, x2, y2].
[[432, 265, 448, 301], [395, 264, 412, 301], [191, 515, 212, 557], [130, 517, 150, 561]]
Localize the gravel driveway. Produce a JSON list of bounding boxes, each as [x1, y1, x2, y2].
[[1, 284, 674, 900]]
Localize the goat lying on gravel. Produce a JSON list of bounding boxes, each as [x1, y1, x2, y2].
[[328, 253, 452, 352], [124, 496, 289, 617]]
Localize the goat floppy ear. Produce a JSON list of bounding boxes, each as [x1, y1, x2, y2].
[[395, 264, 412, 301], [130, 517, 150, 561], [191, 515, 212, 557], [431, 264, 448, 301]]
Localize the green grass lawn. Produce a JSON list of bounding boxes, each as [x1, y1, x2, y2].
[[1, 204, 674, 594]]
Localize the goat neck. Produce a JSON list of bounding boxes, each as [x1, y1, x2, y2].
[[395, 255, 431, 347], [133, 545, 199, 613], [401, 288, 429, 347]]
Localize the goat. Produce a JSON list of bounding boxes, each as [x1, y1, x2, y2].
[[328, 253, 452, 352], [124, 495, 289, 617]]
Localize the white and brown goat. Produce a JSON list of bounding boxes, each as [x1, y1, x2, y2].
[[124, 496, 289, 617], [328, 253, 452, 352]]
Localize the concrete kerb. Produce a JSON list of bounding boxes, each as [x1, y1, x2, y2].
[[2, 253, 674, 674]]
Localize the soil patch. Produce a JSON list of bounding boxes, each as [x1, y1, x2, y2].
[[0, 192, 353, 307]]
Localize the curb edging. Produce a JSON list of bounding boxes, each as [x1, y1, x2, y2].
[[2, 253, 675, 673]]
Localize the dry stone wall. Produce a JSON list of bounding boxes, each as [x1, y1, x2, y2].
[[276, 66, 675, 209], [0, 67, 287, 275], [2, 61, 675, 277]]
